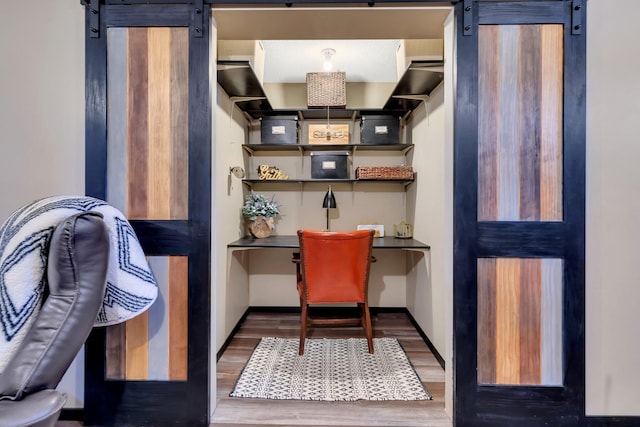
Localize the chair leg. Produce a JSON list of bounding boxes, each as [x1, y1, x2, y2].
[[299, 303, 308, 355], [361, 302, 374, 354]]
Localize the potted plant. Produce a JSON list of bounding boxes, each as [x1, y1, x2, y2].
[[241, 191, 280, 238]]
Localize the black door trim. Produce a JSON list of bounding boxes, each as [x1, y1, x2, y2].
[[83, 3, 211, 426]]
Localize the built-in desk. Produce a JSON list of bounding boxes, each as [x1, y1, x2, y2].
[[227, 235, 430, 250], [224, 235, 430, 314]]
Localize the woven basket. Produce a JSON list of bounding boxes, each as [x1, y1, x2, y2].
[[356, 166, 414, 180], [306, 72, 347, 108]]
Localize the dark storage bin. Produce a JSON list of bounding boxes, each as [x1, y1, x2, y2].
[[360, 115, 400, 145], [260, 116, 299, 145], [310, 151, 349, 179]]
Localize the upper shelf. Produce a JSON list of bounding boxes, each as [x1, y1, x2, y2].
[[384, 60, 445, 112], [242, 143, 414, 156], [216, 61, 273, 114], [216, 59, 444, 119]]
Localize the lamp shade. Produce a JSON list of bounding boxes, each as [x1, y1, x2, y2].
[[322, 187, 337, 209], [306, 72, 347, 108]]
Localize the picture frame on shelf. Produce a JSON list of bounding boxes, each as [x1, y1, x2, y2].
[[357, 224, 385, 238]]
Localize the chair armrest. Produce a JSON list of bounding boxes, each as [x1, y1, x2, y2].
[[292, 252, 302, 282], [0, 389, 66, 427]]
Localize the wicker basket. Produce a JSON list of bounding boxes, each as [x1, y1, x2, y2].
[[306, 72, 347, 108], [356, 166, 414, 180]]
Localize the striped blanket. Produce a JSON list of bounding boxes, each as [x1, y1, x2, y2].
[[0, 196, 158, 372]]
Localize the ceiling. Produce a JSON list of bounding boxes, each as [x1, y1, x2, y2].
[[260, 40, 401, 83], [212, 6, 452, 84]]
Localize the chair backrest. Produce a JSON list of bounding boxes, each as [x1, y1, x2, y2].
[[297, 229, 374, 304], [0, 212, 109, 400]]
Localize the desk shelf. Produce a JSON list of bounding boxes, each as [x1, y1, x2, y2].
[[228, 235, 430, 250]]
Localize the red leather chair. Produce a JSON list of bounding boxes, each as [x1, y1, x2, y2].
[[294, 229, 376, 355]]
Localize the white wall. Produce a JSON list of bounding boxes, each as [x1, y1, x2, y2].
[[404, 10, 455, 418], [213, 84, 252, 352], [585, 0, 640, 416], [0, 0, 85, 407], [0, 0, 85, 221], [406, 82, 448, 356]]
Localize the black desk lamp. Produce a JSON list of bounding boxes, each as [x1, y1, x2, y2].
[[322, 185, 337, 231]]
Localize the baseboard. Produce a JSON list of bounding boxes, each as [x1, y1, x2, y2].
[[223, 306, 445, 370], [215, 307, 251, 362], [402, 308, 446, 370], [586, 416, 640, 426], [59, 408, 83, 421]]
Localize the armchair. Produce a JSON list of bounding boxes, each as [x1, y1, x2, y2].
[[0, 212, 109, 427]]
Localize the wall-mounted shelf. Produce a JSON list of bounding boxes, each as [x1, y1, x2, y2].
[[242, 143, 414, 190], [384, 60, 445, 113], [217, 61, 273, 116], [242, 177, 415, 191], [242, 143, 414, 156], [216, 60, 444, 118]]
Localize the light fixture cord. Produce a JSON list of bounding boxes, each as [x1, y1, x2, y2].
[[326, 105, 331, 141]]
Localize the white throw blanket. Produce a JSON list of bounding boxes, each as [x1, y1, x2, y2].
[[0, 196, 158, 372]]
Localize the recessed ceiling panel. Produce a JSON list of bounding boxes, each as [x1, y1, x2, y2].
[[262, 40, 400, 83]]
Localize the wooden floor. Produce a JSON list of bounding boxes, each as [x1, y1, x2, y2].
[[56, 310, 450, 427], [211, 310, 451, 427]]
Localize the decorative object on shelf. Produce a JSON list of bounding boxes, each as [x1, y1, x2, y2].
[[322, 186, 337, 231], [357, 224, 385, 238], [394, 221, 413, 239], [356, 166, 414, 180], [248, 216, 275, 239], [308, 124, 349, 144], [257, 164, 289, 180], [242, 192, 280, 238], [229, 166, 245, 179]]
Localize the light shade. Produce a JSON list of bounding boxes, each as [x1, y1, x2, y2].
[[322, 187, 337, 209], [306, 72, 347, 108], [322, 186, 337, 231]]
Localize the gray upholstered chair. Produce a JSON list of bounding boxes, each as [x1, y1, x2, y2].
[[0, 212, 109, 427]]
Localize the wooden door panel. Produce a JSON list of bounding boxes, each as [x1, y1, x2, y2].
[[105, 26, 190, 382], [478, 24, 563, 222], [477, 257, 562, 386]]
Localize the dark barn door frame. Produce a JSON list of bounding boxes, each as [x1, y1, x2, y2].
[[453, 1, 586, 425], [453, 1, 637, 426], [83, 2, 211, 426], [80, 0, 638, 426]]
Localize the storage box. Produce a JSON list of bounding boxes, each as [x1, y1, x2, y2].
[[310, 151, 349, 179], [360, 115, 400, 145], [308, 124, 350, 144], [356, 166, 414, 180], [260, 116, 299, 145]]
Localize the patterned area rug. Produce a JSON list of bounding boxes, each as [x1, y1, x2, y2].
[[230, 337, 431, 401]]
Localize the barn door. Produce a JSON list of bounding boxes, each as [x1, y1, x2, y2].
[[453, 1, 585, 426], [83, 2, 211, 426]]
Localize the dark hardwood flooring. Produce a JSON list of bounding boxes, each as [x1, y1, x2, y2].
[[57, 310, 450, 427]]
